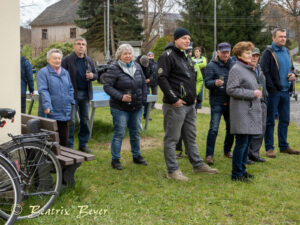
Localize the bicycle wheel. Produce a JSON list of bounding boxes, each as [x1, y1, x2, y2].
[[4, 142, 62, 220], [0, 157, 22, 225]]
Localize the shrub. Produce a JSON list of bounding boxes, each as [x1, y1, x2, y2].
[[21, 45, 33, 62], [150, 37, 169, 61], [32, 42, 73, 70]]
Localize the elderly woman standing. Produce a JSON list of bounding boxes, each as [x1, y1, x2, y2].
[[226, 42, 262, 182], [104, 44, 148, 170], [37, 49, 74, 147]]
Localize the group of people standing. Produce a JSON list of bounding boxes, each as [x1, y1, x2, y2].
[[21, 27, 299, 182], [157, 27, 299, 182], [23, 38, 97, 153]]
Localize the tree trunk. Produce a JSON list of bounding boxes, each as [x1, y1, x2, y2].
[[110, 18, 116, 59]]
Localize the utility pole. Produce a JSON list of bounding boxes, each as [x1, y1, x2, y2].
[[105, 0, 111, 63], [214, 0, 217, 53]]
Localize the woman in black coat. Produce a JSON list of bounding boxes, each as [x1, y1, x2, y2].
[[104, 44, 148, 170]]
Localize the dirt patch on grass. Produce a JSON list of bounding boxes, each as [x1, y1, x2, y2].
[[100, 137, 162, 151]]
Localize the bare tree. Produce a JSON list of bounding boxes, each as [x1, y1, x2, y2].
[[141, 0, 175, 53], [270, 0, 300, 53]]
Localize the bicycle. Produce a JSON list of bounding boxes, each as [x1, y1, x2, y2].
[[0, 108, 62, 220], [0, 108, 22, 225]]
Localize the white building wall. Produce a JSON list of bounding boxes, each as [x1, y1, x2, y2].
[[0, 1, 21, 142]]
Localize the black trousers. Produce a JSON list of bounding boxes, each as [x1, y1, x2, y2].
[[57, 121, 69, 147]]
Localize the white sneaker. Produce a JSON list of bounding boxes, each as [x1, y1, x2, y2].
[[167, 169, 189, 182], [194, 164, 218, 174]]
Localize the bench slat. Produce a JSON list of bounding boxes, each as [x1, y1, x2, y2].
[[56, 155, 74, 166], [60, 146, 95, 161], [60, 151, 85, 163], [21, 113, 58, 131]]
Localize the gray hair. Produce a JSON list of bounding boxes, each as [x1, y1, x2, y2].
[[74, 37, 87, 44], [115, 44, 134, 60], [46, 48, 63, 60], [271, 28, 286, 37]]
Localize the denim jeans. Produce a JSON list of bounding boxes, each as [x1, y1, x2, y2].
[[206, 104, 234, 157], [110, 107, 142, 160], [232, 134, 252, 178], [196, 88, 203, 108], [68, 91, 90, 149], [143, 88, 150, 119], [265, 91, 290, 151]]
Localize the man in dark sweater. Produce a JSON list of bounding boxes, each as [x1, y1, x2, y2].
[[158, 27, 217, 182], [260, 28, 300, 157], [62, 38, 97, 153], [204, 42, 235, 165]]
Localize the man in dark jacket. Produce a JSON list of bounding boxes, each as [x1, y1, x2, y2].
[[204, 42, 235, 165], [260, 28, 300, 158], [62, 37, 97, 153], [158, 27, 217, 182], [147, 52, 158, 108], [21, 56, 34, 113], [247, 47, 267, 163]]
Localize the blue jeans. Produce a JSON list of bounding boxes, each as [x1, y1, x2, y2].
[[196, 88, 203, 108], [110, 107, 142, 160], [206, 104, 234, 157], [68, 91, 90, 149], [232, 134, 252, 178], [264, 91, 290, 151], [143, 88, 150, 119]]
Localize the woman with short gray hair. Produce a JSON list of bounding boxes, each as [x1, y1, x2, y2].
[[104, 44, 147, 170], [37, 48, 74, 146]]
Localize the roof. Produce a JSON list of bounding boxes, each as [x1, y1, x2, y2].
[[30, 0, 79, 26], [119, 41, 142, 47]]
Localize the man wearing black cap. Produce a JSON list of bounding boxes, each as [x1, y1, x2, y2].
[[204, 42, 235, 165], [158, 27, 218, 182]]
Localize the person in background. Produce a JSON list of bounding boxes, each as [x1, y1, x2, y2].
[[204, 42, 235, 165], [37, 49, 74, 147], [147, 52, 158, 109], [192, 47, 207, 109], [158, 27, 217, 182], [227, 41, 262, 182], [21, 55, 34, 113], [260, 28, 300, 158], [62, 37, 97, 153], [135, 55, 151, 120], [104, 44, 148, 170], [247, 47, 267, 164]]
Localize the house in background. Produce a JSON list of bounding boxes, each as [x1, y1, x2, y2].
[[20, 26, 31, 47], [30, 0, 105, 62]]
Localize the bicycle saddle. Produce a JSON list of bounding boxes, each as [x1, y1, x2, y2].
[[0, 108, 16, 119]]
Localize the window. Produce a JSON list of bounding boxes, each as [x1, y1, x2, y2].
[[42, 29, 48, 40], [70, 28, 76, 38]]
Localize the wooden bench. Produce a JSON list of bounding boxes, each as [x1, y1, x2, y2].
[[21, 113, 95, 186]]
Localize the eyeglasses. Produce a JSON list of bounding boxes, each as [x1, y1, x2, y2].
[[75, 42, 86, 46]]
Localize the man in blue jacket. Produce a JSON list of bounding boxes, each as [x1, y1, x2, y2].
[[261, 28, 300, 157], [62, 38, 97, 153], [21, 56, 34, 113], [204, 42, 235, 165], [158, 27, 218, 182]]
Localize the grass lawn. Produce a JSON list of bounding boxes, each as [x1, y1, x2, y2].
[[19, 87, 300, 225]]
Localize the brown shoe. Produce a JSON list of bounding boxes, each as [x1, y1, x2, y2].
[[167, 170, 189, 182], [266, 149, 276, 158], [206, 156, 214, 165], [280, 147, 300, 155], [194, 164, 218, 174], [224, 152, 232, 158]]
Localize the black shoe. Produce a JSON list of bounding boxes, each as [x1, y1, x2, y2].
[[133, 155, 148, 166], [232, 176, 251, 182], [79, 146, 92, 153], [243, 172, 254, 179], [111, 159, 123, 170], [176, 151, 183, 159], [246, 159, 255, 165], [249, 153, 265, 162]]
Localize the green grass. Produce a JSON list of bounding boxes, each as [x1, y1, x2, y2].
[[19, 92, 300, 225], [295, 83, 300, 92]]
